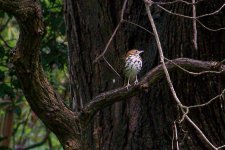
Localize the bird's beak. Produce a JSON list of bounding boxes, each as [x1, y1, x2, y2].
[[139, 50, 144, 54]]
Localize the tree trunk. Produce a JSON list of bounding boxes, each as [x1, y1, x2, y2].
[[64, 0, 153, 149], [155, 1, 225, 149], [2, 0, 225, 149], [65, 0, 225, 149]]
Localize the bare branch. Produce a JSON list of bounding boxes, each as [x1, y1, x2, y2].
[[196, 19, 225, 31], [0, 1, 81, 148], [94, 0, 128, 63], [103, 56, 121, 78], [94, 0, 154, 64], [145, 0, 186, 109], [157, 5, 194, 19], [157, 3, 225, 19], [220, 59, 225, 64], [123, 19, 154, 35], [174, 122, 179, 150], [179, 108, 189, 123], [157, 4, 225, 31], [192, 0, 198, 50], [172, 126, 174, 150], [94, 23, 122, 63], [164, 57, 225, 75], [218, 144, 225, 150], [185, 115, 217, 149], [152, 0, 203, 5], [144, 1, 225, 149], [188, 89, 225, 109], [197, 3, 225, 18], [81, 58, 225, 123]]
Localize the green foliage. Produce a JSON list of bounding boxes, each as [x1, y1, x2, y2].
[[41, 0, 67, 69], [0, 0, 68, 149]]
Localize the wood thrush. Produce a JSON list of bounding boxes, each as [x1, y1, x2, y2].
[[124, 49, 143, 89]]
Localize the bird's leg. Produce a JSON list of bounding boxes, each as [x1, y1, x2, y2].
[[126, 76, 131, 89], [134, 75, 138, 85]]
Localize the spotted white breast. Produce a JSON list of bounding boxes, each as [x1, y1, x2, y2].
[[124, 54, 142, 79]]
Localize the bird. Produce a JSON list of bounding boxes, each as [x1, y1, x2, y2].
[[124, 49, 143, 89]]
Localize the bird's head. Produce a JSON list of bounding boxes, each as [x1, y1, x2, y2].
[[126, 49, 144, 57]]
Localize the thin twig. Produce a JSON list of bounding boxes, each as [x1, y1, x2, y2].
[[179, 108, 189, 123], [196, 19, 225, 31], [157, 4, 225, 31], [94, 0, 128, 63], [192, 0, 198, 50], [172, 125, 174, 150], [123, 19, 154, 35], [197, 3, 225, 18], [82, 58, 225, 121], [218, 144, 225, 150], [152, 0, 203, 5], [188, 89, 225, 109], [181, 128, 188, 144], [164, 57, 225, 75], [220, 59, 225, 64], [174, 122, 179, 150], [94, 23, 122, 63], [144, 0, 186, 109], [185, 115, 217, 149], [103, 56, 121, 78], [144, 1, 220, 149], [157, 3, 225, 19]]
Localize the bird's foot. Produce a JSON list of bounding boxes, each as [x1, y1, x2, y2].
[[134, 79, 138, 85], [126, 83, 131, 90]]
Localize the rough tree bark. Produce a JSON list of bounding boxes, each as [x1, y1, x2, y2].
[[154, 1, 225, 149], [0, 1, 82, 149], [64, 0, 225, 149], [1, 0, 225, 150]]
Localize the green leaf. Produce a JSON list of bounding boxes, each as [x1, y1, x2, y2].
[[0, 84, 14, 98]]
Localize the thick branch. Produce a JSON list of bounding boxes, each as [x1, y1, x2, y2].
[[82, 58, 225, 123], [0, 0, 80, 149]]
